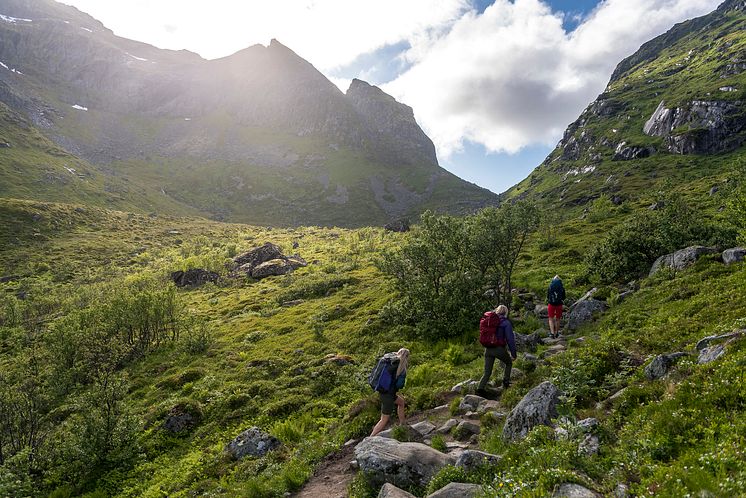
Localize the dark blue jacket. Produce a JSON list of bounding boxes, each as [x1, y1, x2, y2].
[[498, 314, 517, 357]]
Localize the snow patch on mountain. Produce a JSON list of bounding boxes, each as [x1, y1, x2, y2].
[[0, 14, 32, 23], [71, 105, 89, 111], [81, 27, 92, 33], [126, 53, 148, 62]]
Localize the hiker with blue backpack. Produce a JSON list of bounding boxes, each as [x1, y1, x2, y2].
[[547, 275, 566, 338], [368, 348, 410, 436], [476, 305, 516, 397]]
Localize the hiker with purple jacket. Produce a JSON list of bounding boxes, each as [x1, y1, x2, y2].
[[370, 348, 409, 436], [476, 305, 516, 397]]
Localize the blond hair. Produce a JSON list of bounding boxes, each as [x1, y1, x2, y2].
[[396, 348, 410, 377], [495, 304, 509, 315]]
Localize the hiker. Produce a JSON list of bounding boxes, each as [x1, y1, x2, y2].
[[547, 275, 566, 338], [370, 348, 409, 437], [477, 304, 516, 396]]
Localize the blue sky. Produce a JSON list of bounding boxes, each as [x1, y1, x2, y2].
[[61, 0, 721, 195]]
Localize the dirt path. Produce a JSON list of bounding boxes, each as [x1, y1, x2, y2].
[[293, 442, 357, 498]]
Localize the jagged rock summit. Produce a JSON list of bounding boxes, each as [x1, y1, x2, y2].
[[0, 0, 497, 226]]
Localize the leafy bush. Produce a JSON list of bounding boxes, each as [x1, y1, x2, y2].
[[430, 434, 447, 452]]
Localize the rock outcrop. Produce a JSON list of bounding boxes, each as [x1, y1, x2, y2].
[[171, 269, 219, 287], [567, 299, 606, 331], [723, 247, 746, 265], [643, 100, 746, 154], [226, 427, 281, 459], [502, 381, 560, 441], [378, 483, 416, 498], [552, 483, 602, 497], [644, 352, 688, 380], [649, 246, 718, 276], [612, 142, 655, 161], [354, 436, 455, 489], [455, 450, 502, 471], [427, 482, 482, 498], [232, 243, 307, 279]]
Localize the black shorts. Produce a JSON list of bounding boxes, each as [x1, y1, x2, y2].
[[380, 392, 397, 415]]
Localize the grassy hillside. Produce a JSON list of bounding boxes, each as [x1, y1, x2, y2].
[[0, 197, 744, 497]]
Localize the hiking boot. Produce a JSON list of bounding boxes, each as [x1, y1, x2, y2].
[[476, 388, 498, 400]]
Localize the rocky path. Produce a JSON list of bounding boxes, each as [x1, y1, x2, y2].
[[294, 330, 579, 498]]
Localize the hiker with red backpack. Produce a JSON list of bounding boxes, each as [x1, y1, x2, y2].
[[476, 304, 516, 397], [547, 275, 566, 338], [368, 348, 410, 436]]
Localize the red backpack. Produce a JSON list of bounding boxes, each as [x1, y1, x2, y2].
[[479, 311, 505, 347]]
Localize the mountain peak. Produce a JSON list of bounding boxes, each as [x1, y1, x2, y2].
[[719, 0, 745, 12]]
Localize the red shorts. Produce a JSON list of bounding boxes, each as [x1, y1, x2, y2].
[[547, 304, 563, 319]]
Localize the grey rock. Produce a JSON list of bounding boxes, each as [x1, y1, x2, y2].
[[644, 352, 688, 380], [435, 419, 459, 434], [233, 242, 284, 269], [354, 436, 455, 489], [698, 344, 726, 364], [502, 381, 560, 441], [696, 330, 744, 350], [643, 99, 746, 154], [709, 186, 720, 196], [454, 421, 480, 440], [410, 421, 436, 437], [458, 394, 485, 413], [578, 433, 600, 456], [515, 332, 542, 352], [552, 483, 601, 497], [723, 247, 746, 265], [534, 304, 549, 319], [455, 450, 502, 471], [171, 268, 219, 287], [227, 427, 281, 459], [477, 399, 500, 414], [523, 353, 538, 362], [649, 246, 719, 276], [163, 405, 200, 433], [250, 258, 294, 279], [612, 141, 655, 161], [451, 380, 478, 393], [427, 482, 482, 498], [614, 484, 630, 498], [378, 483, 416, 498], [567, 299, 606, 331], [577, 418, 599, 433]]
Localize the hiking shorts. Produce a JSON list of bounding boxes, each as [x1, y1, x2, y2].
[[380, 392, 397, 416], [548, 304, 563, 319]]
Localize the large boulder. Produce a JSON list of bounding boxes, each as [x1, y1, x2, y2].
[[354, 436, 455, 489], [612, 142, 655, 161], [171, 269, 219, 287], [502, 381, 560, 441], [226, 427, 281, 459], [567, 299, 606, 331], [723, 247, 746, 265], [534, 304, 549, 319], [644, 352, 688, 380], [250, 259, 294, 279], [515, 332, 542, 352], [649, 246, 718, 276], [698, 344, 726, 364], [455, 450, 502, 471], [378, 483, 416, 498], [427, 482, 482, 498], [233, 242, 284, 268]]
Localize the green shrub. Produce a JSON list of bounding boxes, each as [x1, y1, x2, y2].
[[272, 413, 315, 444], [426, 466, 472, 495], [391, 425, 409, 442], [430, 434, 447, 452]]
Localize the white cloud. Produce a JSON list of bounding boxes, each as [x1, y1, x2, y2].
[[56, 0, 470, 70], [384, 0, 721, 157]]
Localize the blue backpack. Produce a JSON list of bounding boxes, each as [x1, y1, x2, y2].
[[368, 353, 399, 393]]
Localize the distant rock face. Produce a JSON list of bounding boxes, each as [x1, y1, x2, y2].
[[171, 269, 219, 287], [649, 246, 718, 276], [502, 381, 560, 441], [612, 142, 655, 161], [567, 299, 606, 331], [346, 79, 438, 167], [643, 100, 746, 154], [226, 427, 280, 459], [354, 436, 455, 489]]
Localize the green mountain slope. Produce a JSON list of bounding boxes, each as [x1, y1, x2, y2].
[[0, 0, 497, 226], [507, 0, 745, 212]]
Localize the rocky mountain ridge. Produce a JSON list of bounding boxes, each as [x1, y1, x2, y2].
[[0, 0, 496, 226]]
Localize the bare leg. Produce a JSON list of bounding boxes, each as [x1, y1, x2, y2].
[[552, 317, 560, 336], [395, 395, 405, 425], [548, 316, 556, 336], [370, 414, 390, 436]]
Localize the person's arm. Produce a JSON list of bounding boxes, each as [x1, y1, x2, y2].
[[505, 320, 517, 358], [560, 285, 566, 302]]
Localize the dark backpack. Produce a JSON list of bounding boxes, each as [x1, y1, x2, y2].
[[368, 353, 399, 393], [479, 311, 505, 347]]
